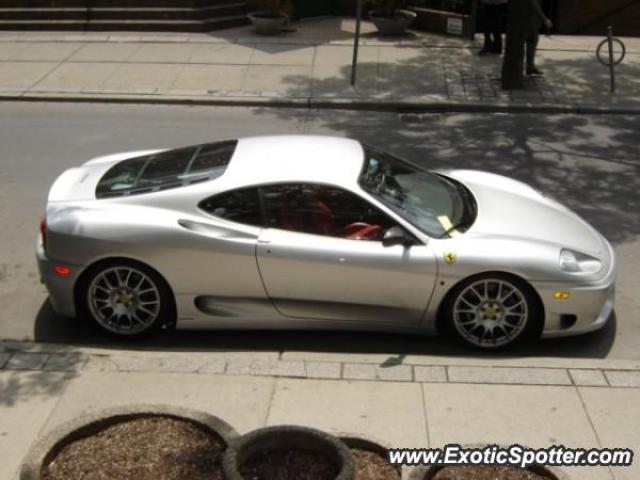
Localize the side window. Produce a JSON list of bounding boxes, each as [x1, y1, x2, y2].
[[262, 183, 397, 241], [199, 187, 263, 227]]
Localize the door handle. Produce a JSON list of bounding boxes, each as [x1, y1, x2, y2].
[[258, 238, 271, 244]]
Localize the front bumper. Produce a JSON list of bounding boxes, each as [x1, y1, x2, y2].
[[37, 240, 83, 318], [536, 242, 617, 338]]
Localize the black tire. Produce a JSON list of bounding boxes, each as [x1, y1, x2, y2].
[[441, 273, 542, 350], [77, 259, 175, 338]]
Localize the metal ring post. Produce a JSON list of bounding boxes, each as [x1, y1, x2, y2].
[[607, 26, 616, 93], [351, 0, 363, 86]]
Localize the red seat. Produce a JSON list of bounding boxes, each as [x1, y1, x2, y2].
[[311, 199, 335, 235]]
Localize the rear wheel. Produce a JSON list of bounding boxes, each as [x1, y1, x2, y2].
[[445, 274, 540, 349], [81, 261, 174, 337]]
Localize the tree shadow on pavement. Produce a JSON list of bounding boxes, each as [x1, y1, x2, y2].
[[0, 369, 71, 407]]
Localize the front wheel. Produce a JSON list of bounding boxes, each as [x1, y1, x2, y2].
[[444, 274, 541, 349], [81, 261, 174, 338]]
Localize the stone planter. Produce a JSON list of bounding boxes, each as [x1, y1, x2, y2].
[[248, 12, 289, 35], [340, 434, 402, 479], [407, 444, 571, 480], [369, 9, 417, 36], [224, 425, 354, 480], [409, 464, 570, 479], [20, 404, 239, 480]]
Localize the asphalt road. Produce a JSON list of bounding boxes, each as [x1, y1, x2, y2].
[[0, 102, 638, 362]]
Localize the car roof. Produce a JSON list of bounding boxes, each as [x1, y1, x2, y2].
[[223, 135, 365, 187]]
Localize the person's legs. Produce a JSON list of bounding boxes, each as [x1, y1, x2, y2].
[[525, 28, 542, 74], [479, 4, 495, 55], [491, 3, 507, 53]]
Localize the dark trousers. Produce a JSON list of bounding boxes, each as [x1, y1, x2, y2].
[[482, 4, 507, 53], [525, 27, 540, 70]]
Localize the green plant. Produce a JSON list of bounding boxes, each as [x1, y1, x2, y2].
[[249, 0, 293, 16]]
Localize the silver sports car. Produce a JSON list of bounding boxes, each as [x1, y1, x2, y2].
[[37, 135, 616, 349]]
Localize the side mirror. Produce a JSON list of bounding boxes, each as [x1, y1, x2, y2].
[[382, 226, 413, 247]]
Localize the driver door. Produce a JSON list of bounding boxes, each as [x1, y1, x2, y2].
[[255, 183, 438, 325]]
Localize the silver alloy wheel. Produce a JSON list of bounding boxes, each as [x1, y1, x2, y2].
[[452, 278, 528, 348], [88, 266, 161, 335]]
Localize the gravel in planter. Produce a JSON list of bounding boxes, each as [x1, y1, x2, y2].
[[340, 436, 401, 480], [430, 465, 554, 480], [351, 449, 400, 480], [241, 449, 338, 480], [42, 415, 226, 480], [224, 425, 353, 480]]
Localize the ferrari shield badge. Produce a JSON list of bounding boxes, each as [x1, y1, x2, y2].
[[444, 252, 457, 265]]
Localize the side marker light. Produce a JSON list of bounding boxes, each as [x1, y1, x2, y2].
[[54, 266, 71, 276], [553, 291, 571, 300]]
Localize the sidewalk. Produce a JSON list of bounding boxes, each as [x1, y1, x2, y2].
[[1, 342, 639, 480], [1, 17, 639, 112]]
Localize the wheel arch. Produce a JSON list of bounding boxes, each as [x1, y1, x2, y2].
[[73, 256, 177, 327], [435, 270, 545, 337]]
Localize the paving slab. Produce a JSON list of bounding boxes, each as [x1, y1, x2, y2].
[[304, 361, 342, 379], [43, 353, 87, 372], [0, 42, 29, 60], [10, 42, 83, 62], [604, 370, 640, 388], [242, 65, 312, 96], [30, 62, 119, 92], [0, 62, 57, 90], [189, 43, 254, 64], [249, 44, 316, 66], [268, 377, 428, 447], [99, 354, 210, 373], [68, 43, 141, 62], [569, 369, 609, 387], [414, 365, 448, 383], [423, 383, 613, 480], [42, 371, 275, 435], [0, 370, 71, 479], [314, 45, 379, 66], [579, 387, 640, 480], [6, 353, 49, 371], [128, 43, 200, 63], [225, 358, 306, 378], [342, 363, 413, 382], [447, 366, 572, 385], [169, 64, 248, 93], [100, 63, 183, 92], [0, 352, 9, 368]]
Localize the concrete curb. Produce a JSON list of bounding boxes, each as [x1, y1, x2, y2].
[[2, 92, 640, 114], [2, 344, 640, 388], [19, 404, 240, 480]]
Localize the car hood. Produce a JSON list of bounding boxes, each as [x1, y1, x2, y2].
[[441, 170, 607, 257]]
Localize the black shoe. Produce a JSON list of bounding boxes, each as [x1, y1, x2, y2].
[[478, 48, 492, 56], [526, 67, 544, 76], [491, 46, 502, 55]]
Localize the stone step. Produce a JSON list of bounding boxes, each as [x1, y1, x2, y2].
[[1, 0, 239, 7], [0, 15, 249, 32], [0, 1, 249, 31], [0, 4, 246, 20]]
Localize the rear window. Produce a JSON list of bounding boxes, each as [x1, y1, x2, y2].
[[95, 140, 237, 199]]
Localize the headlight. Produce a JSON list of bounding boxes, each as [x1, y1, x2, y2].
[[559, 249, 602, 274]]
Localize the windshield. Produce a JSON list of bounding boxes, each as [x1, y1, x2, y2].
[[359, 147, 474, 238]]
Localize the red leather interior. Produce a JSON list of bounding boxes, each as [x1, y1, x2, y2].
[[311, 200, 335, 235], [346, 223, 383, 240]]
